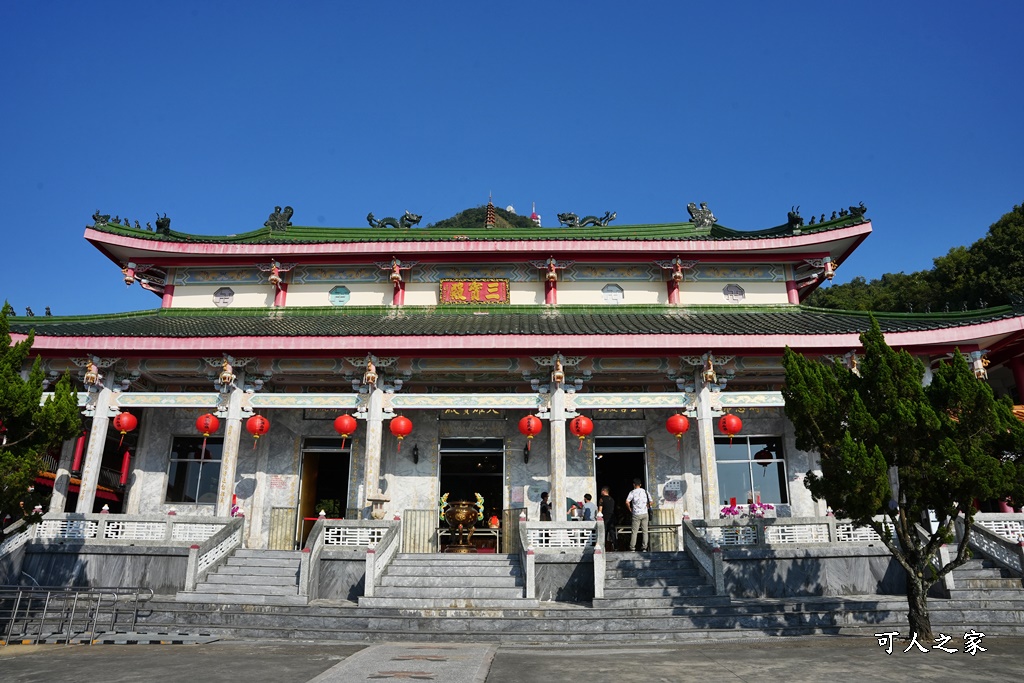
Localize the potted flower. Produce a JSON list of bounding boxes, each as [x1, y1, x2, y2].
[[748, 501, 775, 518]]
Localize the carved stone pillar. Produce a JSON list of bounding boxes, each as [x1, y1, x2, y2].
[[48, 437, 77, 513], [361, 387, 385, 518], [215, 373, 245, 517], [694, 369, 720, 520], [76, 382, 114, 513], [548, 386, 567, 520]]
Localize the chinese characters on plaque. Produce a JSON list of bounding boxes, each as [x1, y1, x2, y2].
[[440, 279, 510, 305]]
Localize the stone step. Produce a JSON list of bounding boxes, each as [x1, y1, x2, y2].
[[604, 578, 710, 592], [358, 596, 539, 609], [955, 577, 1023, 589], [205, 573, 299, 587], [214, 565, 300, 578], [947, 588, 1024, 599], [384, 564, 522, 578], [372, 586, 525, 599], [605, 567, 700, 579], [174, 592, 308, 606], [223, 557, 300, 569], [604, 584, 717, 598], [389, 556, 519, 568], [193, 583, 298, 596], [604, 573, 703, 586], [234, 549, 301, 559], [592, 595, 733, 608], [379, 575, 523, 589]]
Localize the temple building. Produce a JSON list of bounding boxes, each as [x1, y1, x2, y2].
[[9, 200, 1024, 554]]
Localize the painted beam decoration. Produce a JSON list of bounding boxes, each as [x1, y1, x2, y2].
[[440, 278, 510, 305]]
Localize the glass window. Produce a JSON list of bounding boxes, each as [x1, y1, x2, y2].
[[714, 436, 788, 506], [166, 437, 223, 505]]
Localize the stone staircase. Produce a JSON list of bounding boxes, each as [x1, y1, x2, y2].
[[595, 551, 728, 608], [947, 557, 1024, 600], [176, 549, 305, 605], [359, 553, 538, 609]]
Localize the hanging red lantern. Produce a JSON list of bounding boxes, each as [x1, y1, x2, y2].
[[71, 430, 87, 473], [754, 447, 773, 468], [569, 415, 593, 451], [246, 415, 270, 448], [518, 414, 543, 451], [112, 411, 138, 447], [333, 414, 358, 450], [196, 413, 220, 456], [119, 449, 132, 486], [718, 414, 743, 443], [390, 415, 413, 452], [665, 414, 690, 450]]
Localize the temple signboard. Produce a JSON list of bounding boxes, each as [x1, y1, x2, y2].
[[440, 278, 510, 305]]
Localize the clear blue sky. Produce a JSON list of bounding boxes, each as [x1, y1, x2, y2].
[[2, 2, 1022, 316]]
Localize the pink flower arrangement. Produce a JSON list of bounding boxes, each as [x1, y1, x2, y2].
[[748, 502, 775, 518], [720, 503, 744, 517]]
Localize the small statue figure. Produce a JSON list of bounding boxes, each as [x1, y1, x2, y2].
[[367, 212, 377, 227], [808, 216, 816, 225], [839, 207, 848, 217], [84, 361, 101, 387], [389, 260, 402, 283], [112, 216, 121, 225], [363, 360, 378, 387], [135, 220, 141, 229], [145, 222, 153, 231], [686, 202, 717, 228], [25, 307, 34, 316], [545, 259, 558, 282], [267, 262, 282, 288], [830, 211, 837, 220], [787, 206, 803, 230], [265, 206, 294, 231], [551, 359, 565, 385], [671, 260, 684, 282], [819, 214, 825, 223], [701, 356, 717, 385], [366, 211, 421, 229], [92, 210, 111, 226], [557, 212, 580, 228], [44, 307, 51, 316], [848, 202, 867, 217], [155, 213, 171, 234], [219, 359, 236, 388]]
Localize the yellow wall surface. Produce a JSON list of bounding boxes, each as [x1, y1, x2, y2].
[[286, 283, 389, 307], [171, 284, 274, 308]]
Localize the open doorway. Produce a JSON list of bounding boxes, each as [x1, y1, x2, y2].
[[297, 437, 351, 545], [594, 436, 648, 532], [438, 437, 504, 551]]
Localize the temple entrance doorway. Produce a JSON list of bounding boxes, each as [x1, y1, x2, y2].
[[438, 437, 504, 552], [297, 437, 351, 545], [594, 436, 647, 531]]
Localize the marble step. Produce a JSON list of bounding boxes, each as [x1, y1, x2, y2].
[[371, 586, 525, 599], [223, 557, 301, 569], [193, 583, 298, 596], [379, 575, 523, 588], [604, 576, 708, 589], [174, 591, 308, 606], [233, 549, 301, 559], [205, 573, 299, 587], [214, 564, 300, 577], [358, 596, 538, 609], [385, 564, 522, 577]]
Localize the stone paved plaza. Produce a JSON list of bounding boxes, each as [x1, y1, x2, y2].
[[1, 635, 1021, 682]]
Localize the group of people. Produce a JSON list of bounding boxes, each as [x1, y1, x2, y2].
[[538, 478, 653, 552]]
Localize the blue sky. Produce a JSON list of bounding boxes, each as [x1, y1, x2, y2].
[[2, 2, 1022, 316]]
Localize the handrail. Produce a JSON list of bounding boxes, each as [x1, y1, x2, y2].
[[299, 518, 325, 600], [35, 512, 233, 546], [1, 585, 154, 646], [0, 521, 33, 560], [183, 517, 244, 591], [363, 520, 401, 598], [592, 518, 606, 599], [959, 517, 1024, 576], [682, 520, 724, 595], [518, 515, 535, 600]]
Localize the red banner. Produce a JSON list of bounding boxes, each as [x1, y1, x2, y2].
[[439, 279, 510, 305]]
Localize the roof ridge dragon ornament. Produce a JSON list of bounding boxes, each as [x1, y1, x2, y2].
[[367, 211, 422, 230]]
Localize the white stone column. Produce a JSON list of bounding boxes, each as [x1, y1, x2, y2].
[[76, 382, 114, 513], [694, 370, 720, 520], [549, 386, 567, 520], [48, 437, 77, 513], [215, 375, 245, 517], [361, 387, 385, 518]]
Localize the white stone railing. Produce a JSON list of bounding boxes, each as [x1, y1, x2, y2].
[[35, 513, 229, 545], [525, 522, 597, 550], [682, 520, 724, 594], [363, 521, 402, 598], [184, 517, 245, 591], [956, 515, 1024, 577], [0, 520, 32, 559], [974, 512, 1024, 542], [697, 516, 897, 547], [320, 520, 393, 547]]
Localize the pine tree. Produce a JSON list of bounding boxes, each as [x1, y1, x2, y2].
[[0, 302, 81, 538], [782, 318, 1024, 639]]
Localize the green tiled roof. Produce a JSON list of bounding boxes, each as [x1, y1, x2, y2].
[[10, 304, 1020, 339], [88, 215, 867, 245]]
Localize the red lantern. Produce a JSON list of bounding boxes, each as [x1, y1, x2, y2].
[[71, 430, 87, 473], [666, 414, 690, 450], [718, 414, 743, 443], [518, 414, 543, 451], [196, 413, 220, 456], [390, 415, 413, 452], [569, 415, 593, 450], [333, 414, 358, 450], [754, 447, 773, 468], [112, 411, 138, 447], [246, 415, 270, 448]]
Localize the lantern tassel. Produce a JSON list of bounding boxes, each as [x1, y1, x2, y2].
[[578, 437, 584, 451], [341, 436, 347, 450], [201, 436, 208, 457]]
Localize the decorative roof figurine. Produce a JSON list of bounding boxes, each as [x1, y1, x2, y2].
[[155, 213, 171, 235], [265, 206, 294, 231], [363, 359, 378, 387], [686, 202, 717, 228], [366, 211, 422, 230], [787, 206, 803, 230]]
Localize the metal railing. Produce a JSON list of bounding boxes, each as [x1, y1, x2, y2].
[[1, 585, 153, 645]]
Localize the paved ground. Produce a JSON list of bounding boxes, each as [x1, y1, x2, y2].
[[0, 635, 1019, 682]]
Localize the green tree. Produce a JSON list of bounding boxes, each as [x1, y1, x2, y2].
[[0, 302, 81, 539], [782, 318, 1024, 639], [807, 202, 1024, 312]]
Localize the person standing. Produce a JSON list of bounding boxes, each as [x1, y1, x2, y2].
[[598, 486, 616, 550], [580, 493, 597, 521], [539, 492, 552, 521], [625, 478, 651, 552]]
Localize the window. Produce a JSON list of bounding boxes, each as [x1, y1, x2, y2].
[[166, 437, 223, 504], [601, 284, 624, 304], [714, 436, 788, 506]]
